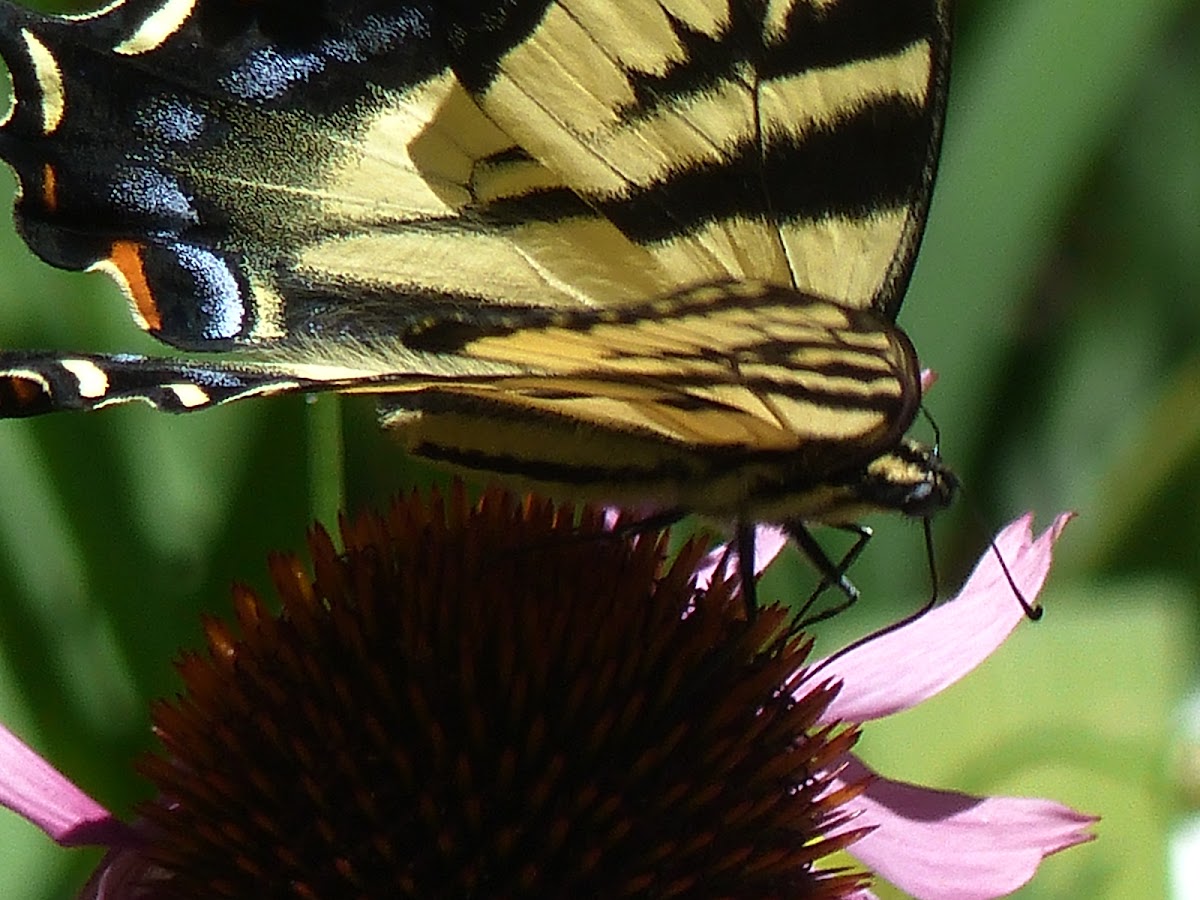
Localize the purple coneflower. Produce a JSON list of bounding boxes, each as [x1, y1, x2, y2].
[[1, 484, 1093, 898]]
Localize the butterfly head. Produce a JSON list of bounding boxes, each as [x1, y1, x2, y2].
[[858, 438, 958, 520]]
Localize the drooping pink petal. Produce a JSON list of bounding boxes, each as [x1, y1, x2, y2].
[[833, 755, 1095, 900], [0, 724, 131, 847], [814, 513, 1072, 723]]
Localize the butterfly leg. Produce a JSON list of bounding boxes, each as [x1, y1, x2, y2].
[[783, 521, 873, 628], [608, 508, 753, 623], [735, 520, 759, 621], [612, 513, 760, 623]]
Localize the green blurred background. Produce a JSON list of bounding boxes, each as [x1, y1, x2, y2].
[[0, 1, 1198, 897]]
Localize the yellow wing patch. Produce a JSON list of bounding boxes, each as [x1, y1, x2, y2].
[[472, 0, 943, 303]]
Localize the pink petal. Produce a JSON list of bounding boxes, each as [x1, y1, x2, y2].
[[813, 513, 1072, 723], [0, 723, 130, 847], [921, 369, 939, 392], [693, 524, 788, 591], [833, 755, 1096, 900]]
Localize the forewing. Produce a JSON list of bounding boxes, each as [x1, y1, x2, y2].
[[451, 0, 952, 314], [0, 1, 948, 360], [0, 0, 938, 454]]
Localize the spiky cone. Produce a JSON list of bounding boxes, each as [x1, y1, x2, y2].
[[120, 484, 870, 899]]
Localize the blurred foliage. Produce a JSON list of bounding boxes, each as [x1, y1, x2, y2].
[[0, 1, 1198, 898]]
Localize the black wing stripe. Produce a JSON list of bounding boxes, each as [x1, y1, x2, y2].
[[452, 0, 937, 104], [594, 99, 930, 244], [485, 374, 908, 415], [622, 0, 941, 114], [459, 93, 928, 244]]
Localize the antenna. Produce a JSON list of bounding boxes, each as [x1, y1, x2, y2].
[[919, 404, 1040, 620], [972, 498, 1042, 620]]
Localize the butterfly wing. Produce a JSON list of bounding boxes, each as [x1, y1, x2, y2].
[[377, 282, 924, 516], [0, 280, 919, 520], [0, 1, 948, 341], [449, 0, 951, 314], [0, 1, 949, 518]]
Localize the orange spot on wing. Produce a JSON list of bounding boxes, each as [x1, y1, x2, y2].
[[0, 376, 49, 415], [41, 164, 57, 211], [10, 377, 41, 404], [108, 240, 162, 332]]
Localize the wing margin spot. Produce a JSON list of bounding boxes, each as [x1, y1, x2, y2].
[[60, 358, 109, 398], [114, 0, 197, 56], [19, 28, 63, 134], [166, 383, 211, 408]]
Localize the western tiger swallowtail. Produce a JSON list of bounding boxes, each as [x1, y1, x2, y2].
[[0, 0, 955, 613]]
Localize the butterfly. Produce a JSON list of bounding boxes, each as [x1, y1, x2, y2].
[[0, 0, 956, 616]]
